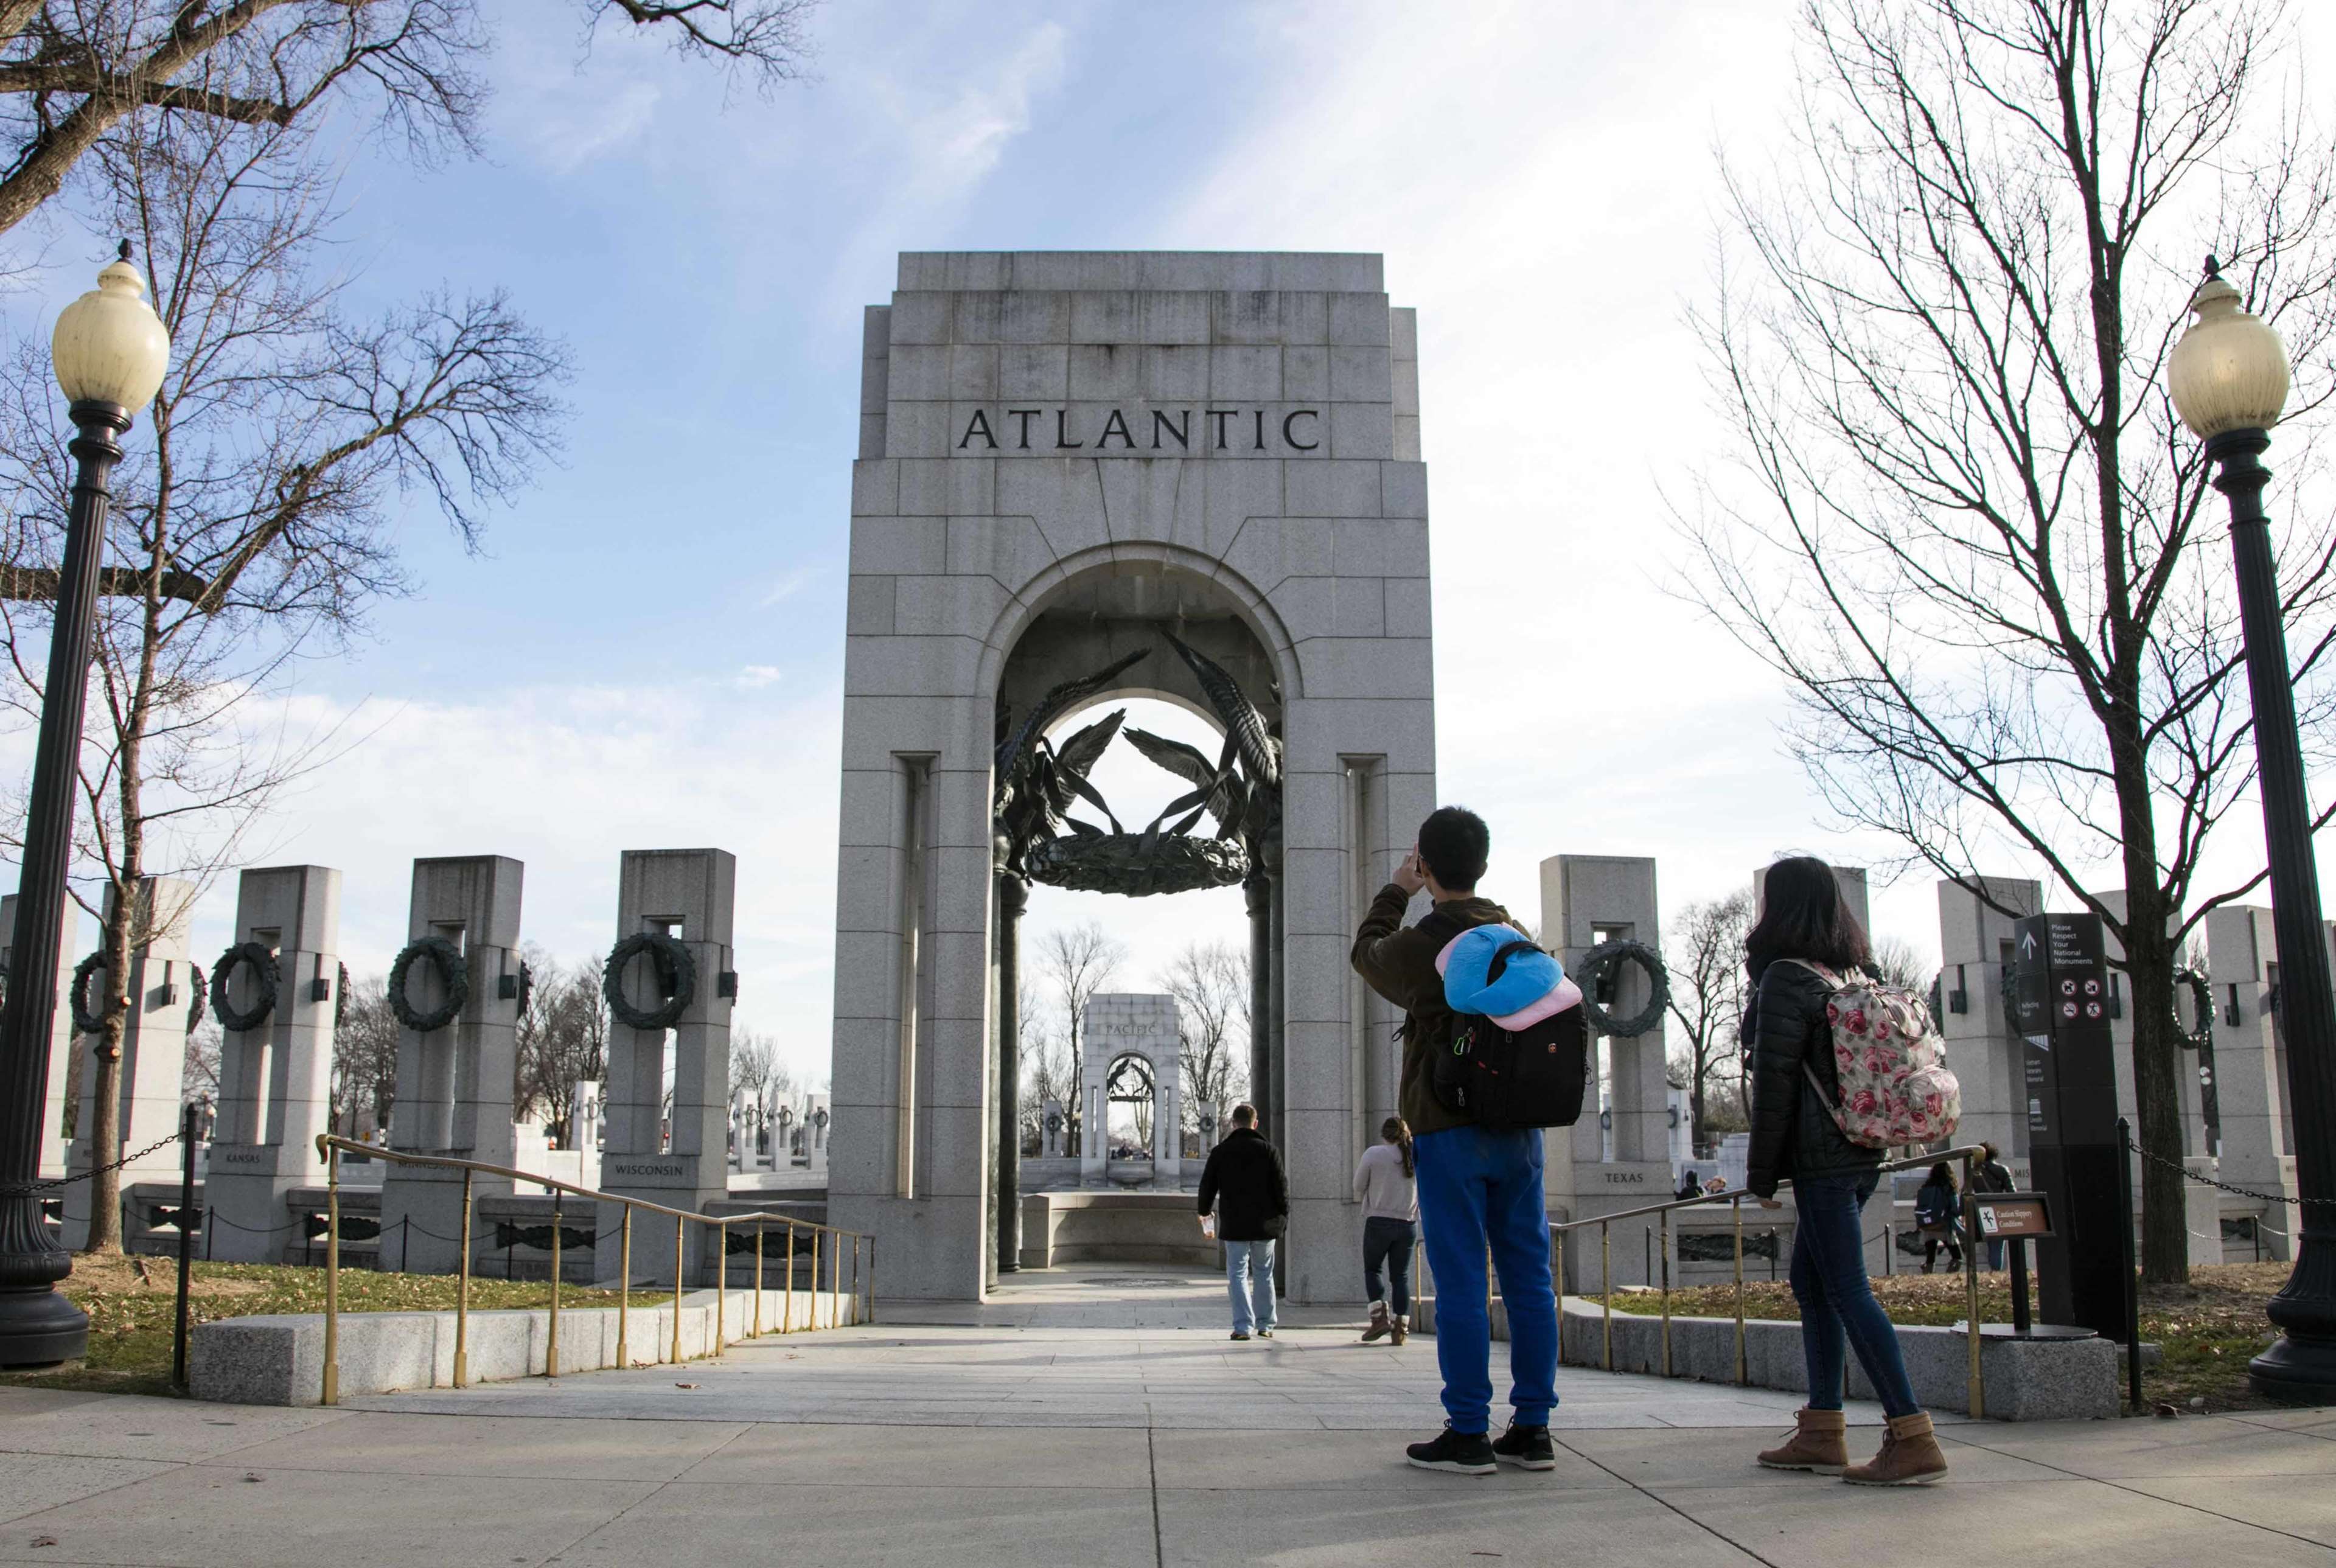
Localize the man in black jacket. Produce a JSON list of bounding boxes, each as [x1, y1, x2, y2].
[[1197, 1104, 1288, 1340]]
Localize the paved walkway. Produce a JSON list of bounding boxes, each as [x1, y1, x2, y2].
[[2, 1266, 2332, 1566]]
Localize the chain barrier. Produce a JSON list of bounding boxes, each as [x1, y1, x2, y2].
[[2132, 1140, 2336, 1209], [0, 1129, 183, 1198]]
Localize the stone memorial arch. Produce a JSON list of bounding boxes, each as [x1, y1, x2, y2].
[[828, 250, 1435, 1303], [1080, 992, 1183, 1185]]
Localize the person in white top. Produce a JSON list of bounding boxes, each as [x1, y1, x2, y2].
[[1355, 1117, 1420, 1345]]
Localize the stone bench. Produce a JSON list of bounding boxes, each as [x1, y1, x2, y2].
[[1019, 1190, 1216, 1270]]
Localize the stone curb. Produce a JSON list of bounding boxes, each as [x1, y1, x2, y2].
[[189, 1286, 855, 1407], [1414, 1295, 2118, 1420]]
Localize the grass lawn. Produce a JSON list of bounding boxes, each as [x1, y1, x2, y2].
[[0, 1253, 633, 1399], [1586, 1261, 2289, 1413]]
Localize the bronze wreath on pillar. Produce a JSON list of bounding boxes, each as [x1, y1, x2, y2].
[[387, 936, 468, 1033], [69, 949, 110, 1035], [603, 931, 696, 1030], [209, 941, 281, 1033], [1577, 939, 1671, 1038]]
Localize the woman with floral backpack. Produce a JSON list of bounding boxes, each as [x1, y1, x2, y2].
[[1743, 857, 1947, 1486]]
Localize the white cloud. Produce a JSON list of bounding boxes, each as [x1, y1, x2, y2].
[[734, 664, 785, 689], [758, 567, 819, 607], [164, 677, 844, 1085]]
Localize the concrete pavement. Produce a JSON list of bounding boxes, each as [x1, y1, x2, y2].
[[2, 1266, 2331, 1566]]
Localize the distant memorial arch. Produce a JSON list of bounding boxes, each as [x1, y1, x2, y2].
[[828, 251, 1435, 1303]]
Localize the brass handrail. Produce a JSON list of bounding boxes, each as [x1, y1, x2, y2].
[[314, 1133, 875, 1407], [1549, 1143, 1989, 1418]]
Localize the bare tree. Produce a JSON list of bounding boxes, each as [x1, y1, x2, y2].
[[1159, 939, 1247, 1126], [1869, 936, 1933, 997], [330, 972, 398, 1138], [728, 1029, 793, 1101], [1037, 919, 1124, 1156], [180, 1014, 217, 1102], [0, 0, 818, 240], [1665, 889, 1755, 1156], [514, 954, 609, 1144], [1681, 0, 2336, 1281], [0, 116, 566, 1250], [1015, 977, 1072, 1149]]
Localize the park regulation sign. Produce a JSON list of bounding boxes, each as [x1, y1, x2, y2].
[[2008, 912, 2133, 1342]]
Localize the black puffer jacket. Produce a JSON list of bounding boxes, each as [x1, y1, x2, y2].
[[1743, 960, 1883, 1198], [1197, 1128, 1289, 1241]]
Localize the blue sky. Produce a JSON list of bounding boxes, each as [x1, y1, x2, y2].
[[12, 0, 2332, 1084]]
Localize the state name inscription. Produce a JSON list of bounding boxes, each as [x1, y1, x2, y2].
[[957, 405, 1321, 454]]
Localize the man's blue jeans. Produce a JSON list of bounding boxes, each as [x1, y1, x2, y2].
[[1415, 1126, 1557, 1434], [1790, 1171, 1921, 1419], [1226, 1239, 1277, 1334]]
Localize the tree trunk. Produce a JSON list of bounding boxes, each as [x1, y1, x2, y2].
[[2125, 921, 2190, 1285], [79, 896, 131, 1253]]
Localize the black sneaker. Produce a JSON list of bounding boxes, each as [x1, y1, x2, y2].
[[1230, 1331, 1250, 1341], [1492, 1423, 1557, 1471], [1405, 1426, 1496, 1475]]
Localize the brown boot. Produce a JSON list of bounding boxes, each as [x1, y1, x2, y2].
[[1390, 1314, 1408, 1346], [1843, 1413, 1948, 1486], [1361, 1301, 1392, 1343], [1755, 1408, 1847, 1474]]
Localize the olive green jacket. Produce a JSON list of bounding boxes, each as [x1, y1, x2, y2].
[[1349, 882, 1516, 1138]]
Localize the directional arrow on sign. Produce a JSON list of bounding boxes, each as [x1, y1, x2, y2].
[[2021, 932, 2038, 958]]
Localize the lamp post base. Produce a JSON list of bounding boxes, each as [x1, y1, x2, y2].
[[0, 1283, 89, 1369], [2250, 1240, 2336, 1405], [2249, 1335, 2336, 1404]]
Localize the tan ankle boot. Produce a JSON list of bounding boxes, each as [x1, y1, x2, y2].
[[1361, 1301, 1391, 1343], [1843, 1413, 1948, 1486], [1389, 1314, 1408, 1346], [1756, 1408, 1847, 1474]]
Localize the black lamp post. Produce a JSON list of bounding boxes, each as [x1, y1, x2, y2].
[[2170, 256, 2336, 1403], [0, 246, 172, 1367]]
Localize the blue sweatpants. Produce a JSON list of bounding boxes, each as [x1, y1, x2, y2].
[[1415, 1125, 1558, 1434]]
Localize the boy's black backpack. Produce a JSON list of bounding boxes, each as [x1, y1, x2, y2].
[[1415, 909, 1589, 1132]]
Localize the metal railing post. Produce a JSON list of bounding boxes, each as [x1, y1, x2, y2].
[[1659, 1206, 1672, 1378], [454, 1168, 474, 1388], [1600, 1221, 1612, 1371], [784, 1219, 796, 1333], [323, 1138, 340, 1406], [1884, 1223, 1894, 1275], [547, 1193, 562, 1380], [672, 1213, 686, 1365], [617, 1208, 632, 1369], [716, 1220, 728, 1353], [1962, 1150, 1984, 1419], [1732, 1194, 1747, 1386], [851, 1235, 862, 1326], [2118, 1117, 2142, 1412], [754, 1225, 765, 1336], [1552, 1225, 1565, 1367]]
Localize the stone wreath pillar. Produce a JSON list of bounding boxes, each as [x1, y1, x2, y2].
[[60, 876, 195, 1250], [1540, 854, 1672, 1291], [204, 866, 341, 1263], [596, 848, 736, 1289], [378, 856, 525, 1275]]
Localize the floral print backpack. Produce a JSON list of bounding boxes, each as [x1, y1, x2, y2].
[[1782, 960, 1961, 1149]]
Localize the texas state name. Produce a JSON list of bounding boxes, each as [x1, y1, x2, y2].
[[956, 405, 1323, 453]]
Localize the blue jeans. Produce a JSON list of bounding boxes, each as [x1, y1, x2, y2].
[[1363, 1216, 1415, 1314], [1791, 1172, 1921, 1419], [1415, 1126, 1557, 1434], [1226, 1239, 1277, 1334]]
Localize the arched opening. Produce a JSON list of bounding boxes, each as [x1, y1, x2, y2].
[[990, 555, 1291, 1278]]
